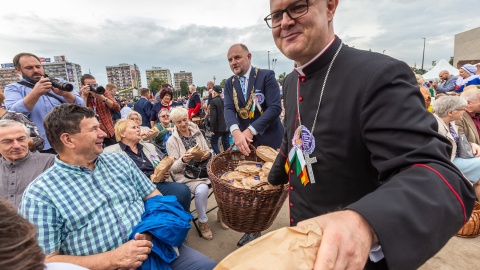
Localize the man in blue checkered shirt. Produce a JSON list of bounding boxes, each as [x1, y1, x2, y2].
[[19, 104, 216, 270]]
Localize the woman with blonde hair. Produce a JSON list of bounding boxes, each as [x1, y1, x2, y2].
[[127, 111, 157, 141], [104, 119, 191, 211]]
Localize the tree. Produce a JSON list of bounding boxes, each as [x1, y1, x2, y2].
[[149, 78, 165, 95], [220, 79, 226, 88], [449, 57, 454, 66], [197, 86, 207, 97], [277, 72, 287, 84], [431, 60, 436, 67], [180, 80, 189, 97], [411, 66, 426, 75]]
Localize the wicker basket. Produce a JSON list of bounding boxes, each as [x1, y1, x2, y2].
[[456, 201, 480, 238], [207, 145, 289, 233], [191, 117, 204, 130]]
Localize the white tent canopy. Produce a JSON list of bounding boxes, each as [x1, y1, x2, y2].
[[422, 59, 459, 81]]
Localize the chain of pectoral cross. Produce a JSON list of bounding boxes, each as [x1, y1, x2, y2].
[[295, 43, 343, 184]]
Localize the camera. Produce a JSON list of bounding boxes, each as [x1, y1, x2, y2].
[[45, 74, 74, 92], [88, 84, 105, 95]]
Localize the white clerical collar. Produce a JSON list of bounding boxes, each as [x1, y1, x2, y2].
[[295, 37, 336, 76], [239, 65, 252, 80]]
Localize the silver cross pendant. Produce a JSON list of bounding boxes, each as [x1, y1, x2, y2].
[[304, 152, 317, 184]]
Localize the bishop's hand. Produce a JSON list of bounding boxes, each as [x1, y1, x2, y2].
[[298, 210, 376, 270]]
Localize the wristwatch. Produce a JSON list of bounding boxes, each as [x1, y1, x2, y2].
[[103, 98, 108, 102]]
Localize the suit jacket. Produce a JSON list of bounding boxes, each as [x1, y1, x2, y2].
[[133, 97, 153, 127], [224, 67, 283, 148], [209, 96, 227, 132], [455, 111, 480, 145]]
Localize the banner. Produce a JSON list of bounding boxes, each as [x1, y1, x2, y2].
[[54, 55, 66, 62]]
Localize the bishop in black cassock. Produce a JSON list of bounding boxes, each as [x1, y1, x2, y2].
[[268, 36, 476, 269]]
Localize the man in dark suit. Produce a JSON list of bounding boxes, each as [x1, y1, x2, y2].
[[133, 88, 153, 127], [209, 85, 230, 154], [224, 43, 283, 246], [224, 44, 283, 156]]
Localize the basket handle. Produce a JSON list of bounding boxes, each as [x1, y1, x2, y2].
[[250, 181, 280, 191]]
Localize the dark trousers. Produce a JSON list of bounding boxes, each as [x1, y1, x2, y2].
[[155, 182, 191, 212], [210, 131, 230, 154], [169, 244, 217, 269]]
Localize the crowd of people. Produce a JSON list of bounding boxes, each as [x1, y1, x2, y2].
[[0, 0, 478, 269], [418, 67, 480, 201]]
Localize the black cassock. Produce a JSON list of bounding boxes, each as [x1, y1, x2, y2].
[[269, 37, 475, 270]]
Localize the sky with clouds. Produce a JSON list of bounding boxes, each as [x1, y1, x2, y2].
[[1, 0, 479, 88]]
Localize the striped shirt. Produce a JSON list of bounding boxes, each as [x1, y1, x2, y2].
[[19, 153, 155, 256]]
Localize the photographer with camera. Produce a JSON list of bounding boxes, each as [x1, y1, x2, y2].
[[80, 74, 120, 147], [4, 52, 84, 153]]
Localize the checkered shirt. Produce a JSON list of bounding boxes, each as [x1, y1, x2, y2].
[[86, 90, 120, 138], [19, 153, 155, 256]]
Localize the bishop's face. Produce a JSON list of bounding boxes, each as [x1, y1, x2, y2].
[[270, 0, 337, 66]]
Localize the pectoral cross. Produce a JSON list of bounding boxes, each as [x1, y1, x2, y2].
[[304, 153, 317, 184]]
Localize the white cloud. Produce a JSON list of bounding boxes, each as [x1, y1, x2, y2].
[[1, 0, 479, 87]]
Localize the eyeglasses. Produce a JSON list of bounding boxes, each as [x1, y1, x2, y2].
[[264, 0, 309, 29], [160, 115, 170, 118]]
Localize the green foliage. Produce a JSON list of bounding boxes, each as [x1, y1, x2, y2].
[[411, 66, 426, 75], [277, 72, 287, 82], [149, 78, 165, 95], [180, 80, 189, 97], [431, 61, 436, 67], [197, 86, 207, 97], [449, 57, 454, 66], [220, 79, 226, 88]]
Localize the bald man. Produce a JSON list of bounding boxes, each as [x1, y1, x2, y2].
[[437, 70, 458, 93]]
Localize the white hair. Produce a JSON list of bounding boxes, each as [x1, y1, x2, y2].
[[0, 119, 29, 135], [432, 96, 467, 118], [461, 88, 480, 103], [170, 107, 188, 123]]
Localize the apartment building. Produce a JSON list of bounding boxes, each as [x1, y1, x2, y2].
[[145, 67, 172, 87], [173, 71, 193, 90], [0, 56, 82, 91], [0, 64, 19, 91], [106, 63, 142, 90]]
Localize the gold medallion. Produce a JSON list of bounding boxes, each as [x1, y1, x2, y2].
[[231, 68, 259, 120], [239, 108, 249, 119]]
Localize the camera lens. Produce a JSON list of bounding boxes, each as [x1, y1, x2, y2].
[[50, 78, 73, 92]]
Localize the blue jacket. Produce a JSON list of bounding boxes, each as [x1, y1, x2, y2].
[[134, 97, 153, 127], [129, 195, 193, 270]]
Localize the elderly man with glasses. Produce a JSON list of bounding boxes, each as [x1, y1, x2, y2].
[[265, 0, 476, 269]]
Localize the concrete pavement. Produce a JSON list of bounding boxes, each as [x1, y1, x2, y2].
[[186, 196, 480, 269]]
